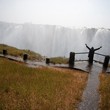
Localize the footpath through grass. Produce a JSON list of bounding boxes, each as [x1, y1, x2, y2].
[[99, 73, 110, 110], [0, 57, 88, 110]]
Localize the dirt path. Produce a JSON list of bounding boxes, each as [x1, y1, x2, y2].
[[78, 63, 102, 110]]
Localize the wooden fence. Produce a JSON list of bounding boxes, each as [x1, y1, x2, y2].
[[69, 52, 110, 69]]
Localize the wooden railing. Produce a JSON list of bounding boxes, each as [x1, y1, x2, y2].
[[69, 52, 110, 69], [95, 52, 107, 57], [0, 49, 109, 70]]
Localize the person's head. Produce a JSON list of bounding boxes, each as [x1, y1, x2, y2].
[[91, 47, 94, 50]]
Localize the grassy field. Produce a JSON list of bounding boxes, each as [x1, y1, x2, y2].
[[0, 57, 88, 110], [99, 73, 110, 110], [50, 57, 69, 64], [0, 44, 43, 61]]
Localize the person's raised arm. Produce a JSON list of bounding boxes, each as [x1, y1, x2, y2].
[[85, 44, 90, 50], [94, 46, 102, 51]]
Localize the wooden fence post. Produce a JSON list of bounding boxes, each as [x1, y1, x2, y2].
[[103, 56, 110, 69], [3, 50, 7, 56], [46, 58, 50, 64], [23, 54, 28, 61], [69, 52, 75, 68]]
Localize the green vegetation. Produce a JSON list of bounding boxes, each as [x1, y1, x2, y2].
[[99, 73, 110, 110], [0, 57, 88, 110], [50, 57, 69, 64], [0, 44, 43, 61]]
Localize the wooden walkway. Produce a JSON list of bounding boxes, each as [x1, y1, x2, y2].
[[78, 62, 102, 110]]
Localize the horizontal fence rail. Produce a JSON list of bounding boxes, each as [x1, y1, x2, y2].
[[75, 60, 88, 62], [75, 52, 109, 57], [95, 52, 108, 57], [75, 52, 88, 54]]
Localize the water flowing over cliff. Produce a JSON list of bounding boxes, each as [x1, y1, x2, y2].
[[0, 21, 110, 58]]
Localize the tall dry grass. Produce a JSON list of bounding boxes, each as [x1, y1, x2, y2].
[[0, 57, 88, 110], [0, 44, 43, 61], [99, 73, 110, 110], [50, 57, 68, 64]]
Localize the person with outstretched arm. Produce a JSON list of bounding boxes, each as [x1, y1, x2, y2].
[[85, 44, 102, 64]]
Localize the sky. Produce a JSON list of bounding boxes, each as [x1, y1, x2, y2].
[[0, 0, 110, 28]]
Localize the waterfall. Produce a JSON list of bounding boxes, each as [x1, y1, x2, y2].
[[0, 21, 110, 58]]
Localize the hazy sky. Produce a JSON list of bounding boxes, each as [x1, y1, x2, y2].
[[0, 0, 110, 28]]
